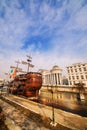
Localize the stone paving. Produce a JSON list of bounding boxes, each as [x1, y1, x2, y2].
[[0, 99, 49, 130], [0, 94, 87, 130], [5, 94, 87, 130]]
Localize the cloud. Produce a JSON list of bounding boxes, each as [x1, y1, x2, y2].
[[0, 0, 87, 79], [65, 0, 87, 30]]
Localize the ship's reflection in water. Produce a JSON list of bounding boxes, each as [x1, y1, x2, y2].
[[31, 98, 87, 117]]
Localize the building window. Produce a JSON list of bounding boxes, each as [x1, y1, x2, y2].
[[68, 70, 69, 73], [86, 75, 87, 79], [71, 69, 73, 72], [84, 67, 86, 71], [83, 64, 85, 66], [79, 68, 82, 71], [76, 76, 79, 79], [69, 76, 71, 80], [75, 69, 77, 72], [70, 81, 72, 85], [72, 76, 74, 80], [81, 75, 84, 79], [73, 81, 75, 85]]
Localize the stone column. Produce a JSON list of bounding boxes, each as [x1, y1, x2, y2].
[[58, 73, 60, 85], [51, 74, 53, 85]]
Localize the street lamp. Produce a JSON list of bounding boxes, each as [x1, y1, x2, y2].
[[50, 88, 57, 126]]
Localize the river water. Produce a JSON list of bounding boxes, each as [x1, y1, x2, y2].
[[31, 98, 87, 117]]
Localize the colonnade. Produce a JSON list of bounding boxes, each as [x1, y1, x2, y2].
[[43, 73, 62, 86], [38, 65, 62, 86]]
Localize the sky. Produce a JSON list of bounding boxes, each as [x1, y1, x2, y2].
[[0, 0, 87, 80]]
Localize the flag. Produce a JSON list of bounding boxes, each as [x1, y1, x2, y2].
[[9, 68, 17, 79]]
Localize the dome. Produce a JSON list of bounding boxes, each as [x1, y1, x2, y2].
[[52, 65, 60, 70]]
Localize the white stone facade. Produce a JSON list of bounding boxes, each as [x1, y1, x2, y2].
[[66, 63, 87, 87], [39, 65, 62, 86]]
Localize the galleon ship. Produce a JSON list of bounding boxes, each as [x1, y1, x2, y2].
[[8, 56, 42, 97], [9, 72, 42, 97]]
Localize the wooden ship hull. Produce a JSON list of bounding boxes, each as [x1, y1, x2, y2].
[[9, 72, 42, 97]]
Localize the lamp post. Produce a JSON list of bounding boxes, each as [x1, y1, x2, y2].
[[50, 88, 57, 126]]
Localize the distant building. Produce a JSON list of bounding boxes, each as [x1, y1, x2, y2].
[[62, 76, 68, 85], [0, 78, 4, 87], [38, 65, 62, 86], [66, 62, 87, 87]]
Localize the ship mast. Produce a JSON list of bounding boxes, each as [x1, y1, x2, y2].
[[10, 55, 34, 76], [21, 55, 34, 72], [10, 60, 22, 73]]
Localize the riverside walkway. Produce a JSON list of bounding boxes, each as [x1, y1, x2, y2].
[[2, 94, 87, 130]]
